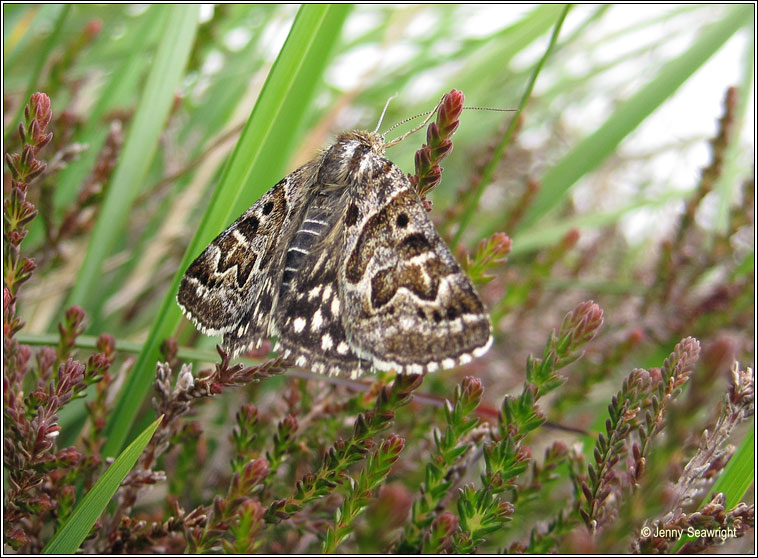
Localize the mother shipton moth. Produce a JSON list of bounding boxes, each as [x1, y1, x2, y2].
[[177, 93, 493, 378]]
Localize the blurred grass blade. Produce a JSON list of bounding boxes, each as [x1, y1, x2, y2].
[[4, 4, 70, 142], [26, 7, 164, 252], [65, 6, 199, 312], [453, 5, 569, 246], [42, 416, 163, 554], [713, 26, 754, 236], [101, 4, 351, 458], [52, 6, 164, 214], [517, 5, 752, 233], [507, 190, 688, 256]]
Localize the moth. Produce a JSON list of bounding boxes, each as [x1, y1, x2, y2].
[[177, 104, 492, 378]]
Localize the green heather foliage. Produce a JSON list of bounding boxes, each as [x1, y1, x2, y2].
[[3, 4, 754, 554]]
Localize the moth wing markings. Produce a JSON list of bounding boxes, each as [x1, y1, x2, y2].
[[340, 161, 492, 372], [178, 169, 304, 341], [271, 187, 371, 377]]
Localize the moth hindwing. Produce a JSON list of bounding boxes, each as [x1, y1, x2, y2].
[[177, 130, 492, 378]]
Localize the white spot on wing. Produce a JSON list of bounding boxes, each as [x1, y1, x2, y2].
[[321, 333, 333, 351], [311, 309, 323, 331], [293, 317, 306, 333], [336, 341, 349, 355], [330, 297, 340, 316]]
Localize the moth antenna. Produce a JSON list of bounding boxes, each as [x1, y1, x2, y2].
[[381, 99, 515, 148], [382, 110, 433, 136], [462, 106, 517, 113], [384, 95, 445, 148], [374, 93, 399, 134]]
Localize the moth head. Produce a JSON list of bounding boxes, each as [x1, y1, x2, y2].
[[335, 130, 387, 156]]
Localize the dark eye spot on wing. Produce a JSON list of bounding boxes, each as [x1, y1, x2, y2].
[[396, 213, 408, 228], [263, 201, 274, 215], [398, 233, 431, 258], [237, 215, 259, 242], [345, 203, 359, 226]]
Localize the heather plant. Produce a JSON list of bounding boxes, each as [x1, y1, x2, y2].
[[3, 4, 754, 554]]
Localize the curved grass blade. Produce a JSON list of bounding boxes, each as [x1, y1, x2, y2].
[[65, 6, 199, 312], [100, 4, 351, 459], [517, 5, 752, 233], [453, 5, 570, 246], [42, 416, 163, 554]]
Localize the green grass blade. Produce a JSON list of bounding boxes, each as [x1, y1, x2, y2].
[[506, 190, 689, 256], [52, 6, 164, 213], [673, 424, 754, 551], [517, 5, 752, 233], [4, 4, 70, 142], [100, 4, 351, 459], [42, 416, 163, 554], [65, 6, 199, 313], [453, 5, 570, 246], [25, 7, 164, 253], [706, 424, 755, 508]]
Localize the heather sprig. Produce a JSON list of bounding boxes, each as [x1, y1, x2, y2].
[[520, 441, 570, 501], [633, 493, 754, 553], [265, 373, 423, 523], [52, 120, 124, 256], [580, 337, 701, 532], [82, 333, 116, 451], [644, 87, 740, 313], [660, 362, 753, 519], [148, 346, 284, 468], [438, 302, 603, 553], [446, 302, 603, 552], [396, 376, 484, 552], [4, 315, 109, 550], [265, 414, 299, 481], [101, 347, 284, 550], [453, 483, 515, 552], [463, 232, 512, 285], [4, 92, 50, 370], [186, 458, 270, 553], [322, 434, 405, 552], [231, 403, 261, 474], [631, 337, 702, 484], [410, 89, 464, 207], [504, 301, 604, 441], [3, 94, 120, 551], [421, 511, 459, 554]]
